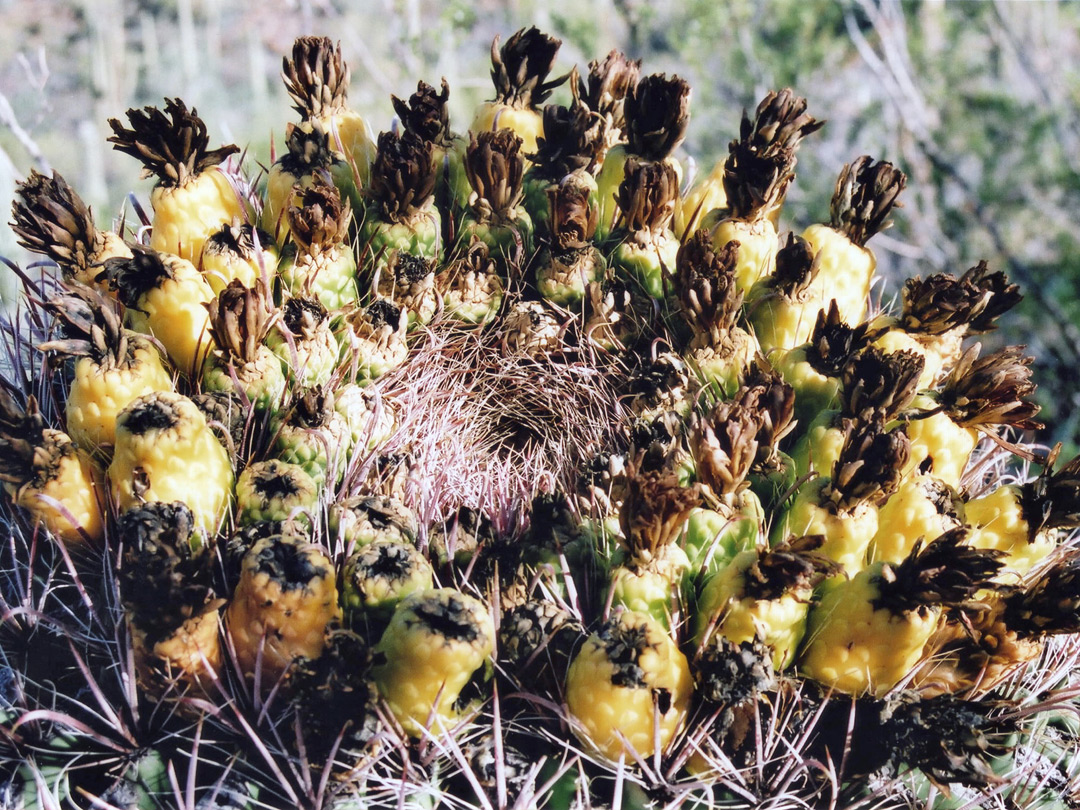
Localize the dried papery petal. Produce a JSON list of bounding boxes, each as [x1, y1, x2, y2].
[[962, 261, 1022, 334], [742, 535, 840, 601], [39, 284, 130, 370], [615, 157, 679, 236], [280, 120, 337, 175], [939, 344, 1042, 432], [286, 173, 351, 253], [691, 399, 761, 500], [282, 36, 352, 119], [0, 390, 50, 487], [738, 364, 798, 455], [108, 97, 239, 187], [828, 417, 910, 510], [487, 26, 565, 109], [624, 74, 691, 161], [676, 230, 743, 342], [578, 50, 641, 134], [392, 79, 453, 146], [770, 232, 820, 298], [841, 347, 924, 422], [548, 177, 599, 251], [1016, 448, 1080, 539], [369, 131, 437, 222], [279, 295, 329, 342], [724, 89, 823, 221], [465, 129, 526, 221], [11, 170, 115, 277], [533, 98, 606, 178], [829, 156, 907, 247], [902, 271, 994, 337], [205, 280, 277, 366], [619, 459, 700, 560], [875, 528, 1003, 614], [804, 301, 873, 378]]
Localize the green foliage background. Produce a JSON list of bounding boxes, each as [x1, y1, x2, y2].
[[2, 0, 1078, 449]]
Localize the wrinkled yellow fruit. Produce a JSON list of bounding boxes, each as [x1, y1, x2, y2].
[[712, 217, 778, 293], [74, 230, 133, 292], [801, 223, 873, 326], [790, 416, 845, 479], [126, 255, 215, 378], [226, 536, 339, 686], [11, 431, 105, 545], [903, 396, 977, 488], [799, 568, 939, 697], [318, 109, 377, 188], [774, 345, 843, 421], [695, 550, 813, 670], [966, 485, 1056, 581], [566, 609, 692, 762], [109, 392, 233, 533], [65, 340, 174, 451], [868, 474, 964, 565], [780, 477, 878, 576], [131, 602, 225, 694], [470, 102, 544, 155], [675, 158, 727, 240], [746, 283, 831, 356], [373, 588, 494, 737], [609, 544, 691, 630], [150, 169, 250, 264]]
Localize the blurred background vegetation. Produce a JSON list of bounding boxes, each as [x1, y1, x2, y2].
[[2, 0, 1079, 451]]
